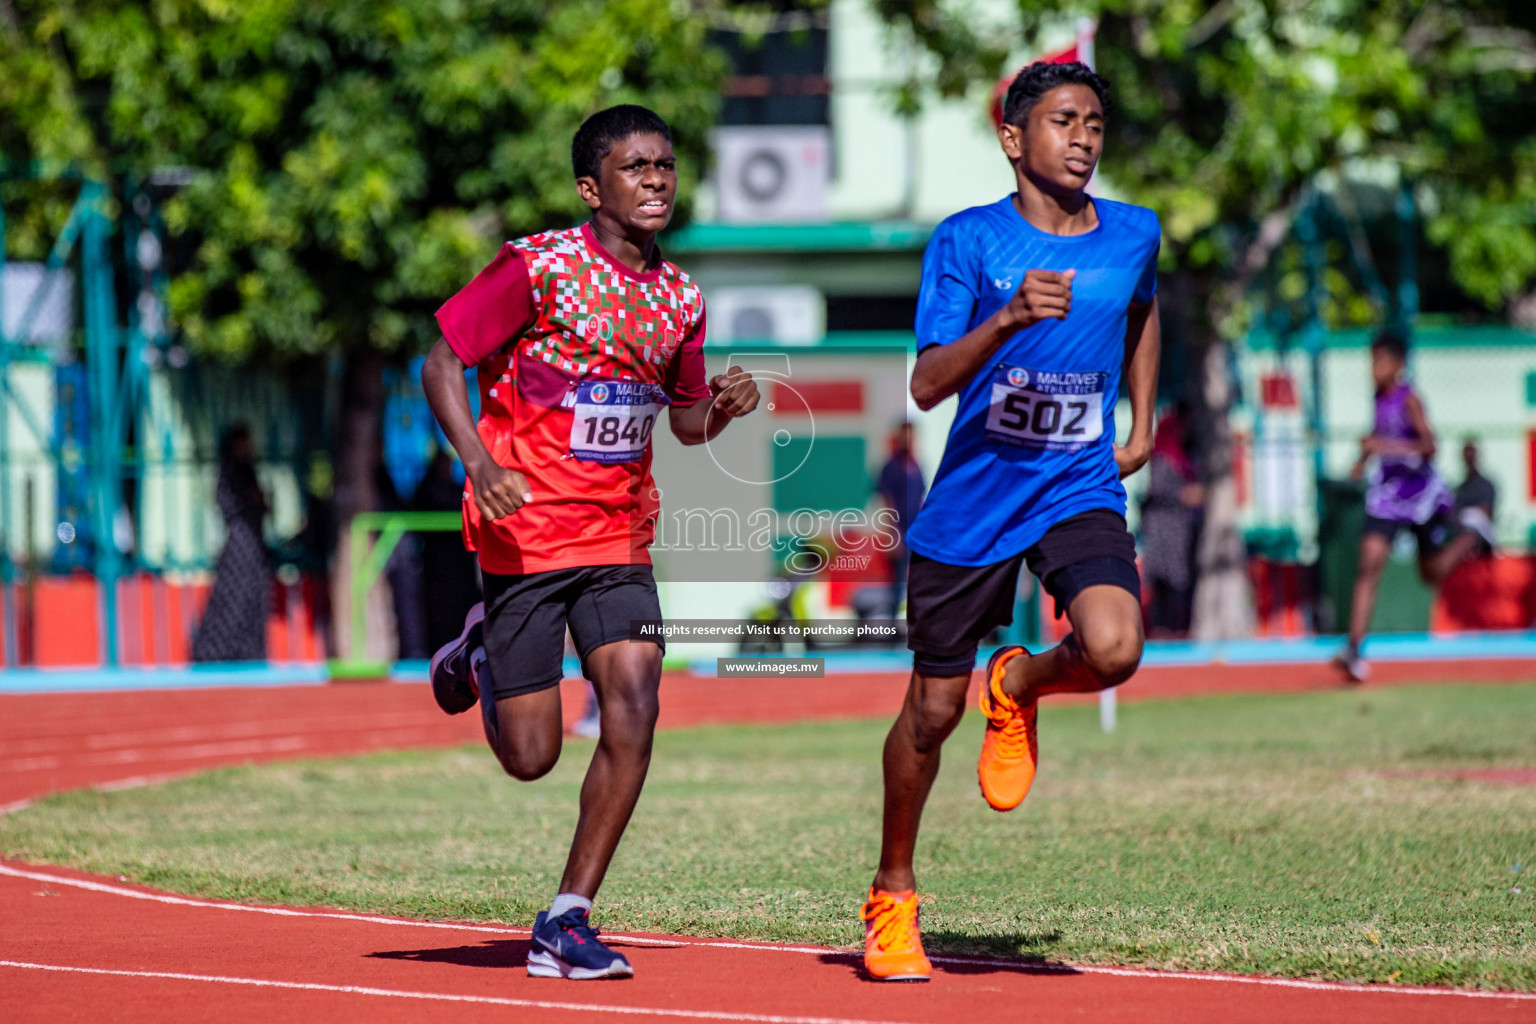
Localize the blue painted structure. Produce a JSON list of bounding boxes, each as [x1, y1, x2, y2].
[[5, 632, 1531, 693]]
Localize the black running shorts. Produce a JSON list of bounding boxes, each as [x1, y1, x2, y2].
[[480, 563, 664, 700], [906, 509, 1140, 677], [1362, 511, 1457, 557]]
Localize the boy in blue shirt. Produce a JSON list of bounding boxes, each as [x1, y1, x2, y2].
[[860, 61, 1162, 982]]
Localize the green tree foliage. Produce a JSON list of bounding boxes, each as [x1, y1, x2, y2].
[[0, 0, 727, 360], [873, 1, 1534, 637], [874, 0, 1536, 329]]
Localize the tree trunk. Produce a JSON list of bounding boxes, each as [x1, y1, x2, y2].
[[1189, 341, 1254, 640], [1179, 201, 1300, 640], [1511, 286, 1536, 329], [1154, 268, 1253, 639], [330, 348, 389, 662], [334, 349, 384, 524]]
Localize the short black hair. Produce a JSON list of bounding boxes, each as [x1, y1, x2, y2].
[[1370, 328, 1409, 361], [571, 105, 672, 180], [1002, 61, 1109, 128]]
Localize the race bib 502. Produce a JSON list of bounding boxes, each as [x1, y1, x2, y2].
[[569, 379, 669, 463], [984, 365, 1106, 451]]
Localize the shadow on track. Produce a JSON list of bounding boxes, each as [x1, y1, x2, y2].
[[369, 939, 532, 969], [818, 929, 1082, 981]]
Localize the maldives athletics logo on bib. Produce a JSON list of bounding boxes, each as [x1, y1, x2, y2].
[[588, 382, 611, 405], [986, 364, 1106, 453]]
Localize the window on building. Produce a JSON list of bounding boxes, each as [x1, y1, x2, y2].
[[711, 7, 830, 126], [826, 295, 919, 333]]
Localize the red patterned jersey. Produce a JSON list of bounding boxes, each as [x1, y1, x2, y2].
[[435, 222, 709, 574]]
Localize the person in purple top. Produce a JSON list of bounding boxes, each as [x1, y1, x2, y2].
[[1336, 330, 1483, 681]]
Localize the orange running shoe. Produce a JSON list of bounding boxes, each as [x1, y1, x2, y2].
[[861, 888, 931, 982], [977, 644, 1037, 811]]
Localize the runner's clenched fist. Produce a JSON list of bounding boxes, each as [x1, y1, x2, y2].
[[709, 365, 760, 419], [1002, 269, 1076, 329], [470, 459, 533, 521]]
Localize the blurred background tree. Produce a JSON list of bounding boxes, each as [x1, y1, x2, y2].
[[872, 0, 1536, 636], [3, 0, 1532, 643], [0, 0, 727, 527]]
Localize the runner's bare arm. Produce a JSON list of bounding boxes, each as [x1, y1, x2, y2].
[[669, 365, 760, 445], [1114, 295, 1160, 478], [910, 270, 1075, 410], [421, 338, 533, 520]]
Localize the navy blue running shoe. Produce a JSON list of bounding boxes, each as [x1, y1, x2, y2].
[[428, 602, 484, 715], [527, 908, 633, 979]]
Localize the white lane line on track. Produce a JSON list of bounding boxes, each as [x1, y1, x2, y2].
[[2, 773, 200, 818], [0, 863, 536, 937], [94, 771, 200, 793], [4, 863, 1534, 1002], [0, 714, 444, 756], [0, 736, 312, 773], [0, 960, 916, 1024], [0, 728, 472, 773]]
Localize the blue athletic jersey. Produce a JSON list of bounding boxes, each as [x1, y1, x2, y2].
[[904, 195, 1160, 567]]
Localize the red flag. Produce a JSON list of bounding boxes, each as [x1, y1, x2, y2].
[[990, 22, 1096, 129]]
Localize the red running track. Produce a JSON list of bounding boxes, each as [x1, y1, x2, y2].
[[3, 859, 1533, 1024], [2, 662, 1534, 1022]]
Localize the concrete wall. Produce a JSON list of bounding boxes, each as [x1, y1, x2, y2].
[[652, 344, 915, 637], [0, 358, 59, 565]]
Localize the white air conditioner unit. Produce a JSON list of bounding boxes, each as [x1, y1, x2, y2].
[[708, 286, 825, 345], [713, 126, 830, 224], [2, 263, 74, 348]]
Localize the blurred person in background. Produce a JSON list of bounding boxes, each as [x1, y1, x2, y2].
[[413, 449, 481, 653], [1336, 331, 1485, 682], [1454, 437, 1498, 556], [377, 463, 428, 660], [272, 451, 339, 656], [874, 421, 927, 621], [1139, 402, 1203, 637], [570, 676, 602, 740], [295, 451, 338, 655], [192, 424, 270, 662]]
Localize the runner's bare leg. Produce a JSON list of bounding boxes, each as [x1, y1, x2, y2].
[[484, 686, 564, 781], [871, 671, 971, 894], [1002, 585, 1144, 700], [1346, 533, 1391, 651], [557, 639, 662, 898]]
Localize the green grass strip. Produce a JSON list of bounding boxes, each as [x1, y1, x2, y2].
[[3, 682, 1533, 990]]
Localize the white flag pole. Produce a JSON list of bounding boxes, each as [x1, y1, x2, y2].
[[1075, 16, 1116, 733]]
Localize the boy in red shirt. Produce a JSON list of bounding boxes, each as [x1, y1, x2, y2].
[[421, 105, 759, 980]]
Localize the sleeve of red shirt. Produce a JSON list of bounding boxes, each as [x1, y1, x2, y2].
[[663, 308, 710, 405], [435, 244, 537, 365]]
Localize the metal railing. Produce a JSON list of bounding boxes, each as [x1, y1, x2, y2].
[[335, 509, 462, 678]]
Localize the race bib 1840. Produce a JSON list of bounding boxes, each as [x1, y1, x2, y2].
[[569, 379, 669, 463], [984, 365, 1106, 451]]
